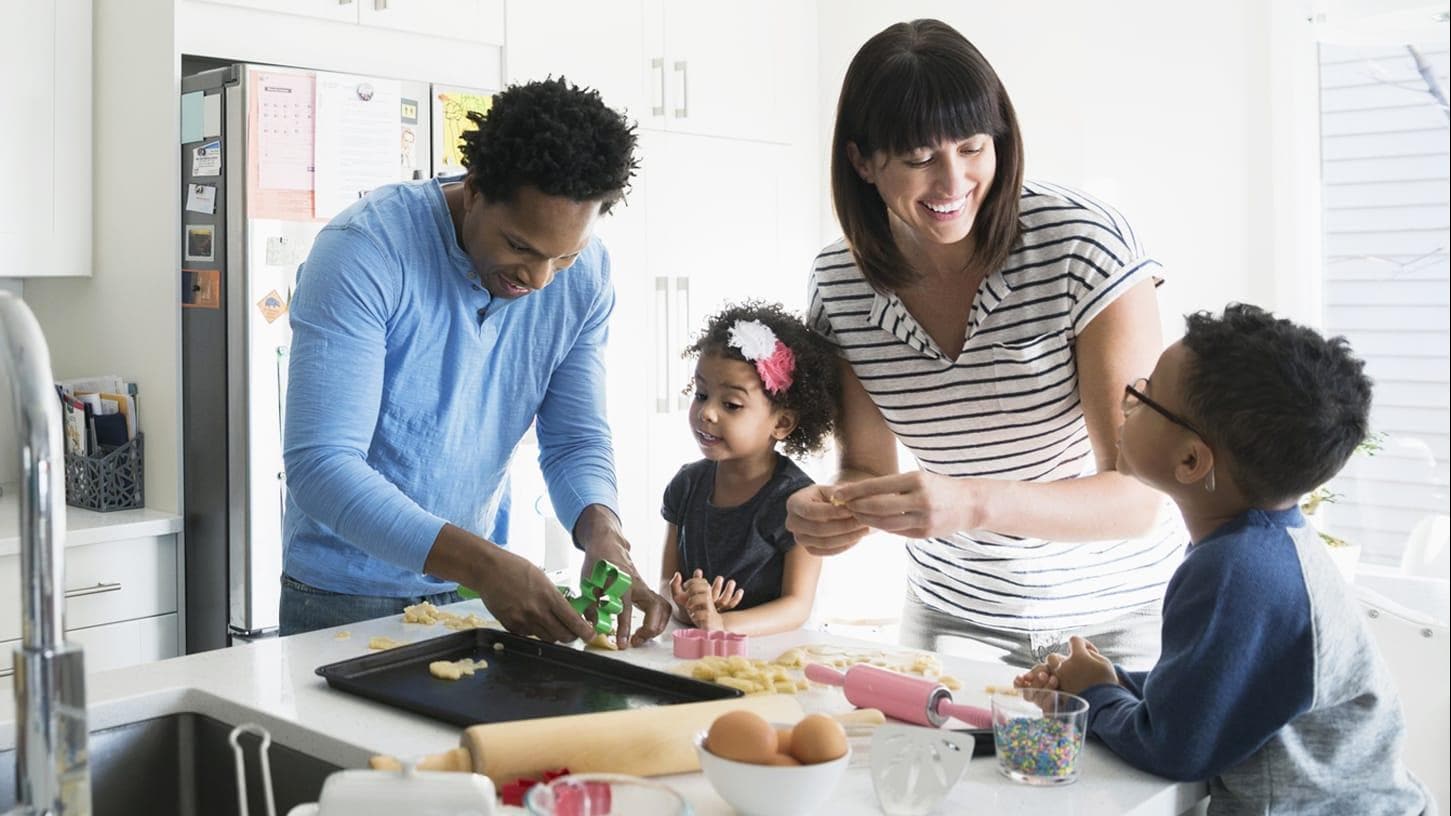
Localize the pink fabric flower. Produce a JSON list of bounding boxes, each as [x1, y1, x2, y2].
[[755, 340, 796, 395]]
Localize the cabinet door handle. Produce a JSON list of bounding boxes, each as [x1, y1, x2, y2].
[[0, 666, 13, 679], [655, 277, 671, 413], [64, 581, 123, 599], [673, 61, 689, 119], [651, 58, 666, 117], [374, 0, 387, 9], [674, 277, 691, 410], [339, 0, 353, 5]]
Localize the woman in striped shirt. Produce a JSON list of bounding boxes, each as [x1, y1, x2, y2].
[[788, 19, 1186, 668]]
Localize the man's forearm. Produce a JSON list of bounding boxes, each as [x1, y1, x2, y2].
[[422, 523, 501, 589]]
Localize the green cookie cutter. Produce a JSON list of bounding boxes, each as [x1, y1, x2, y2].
[[559, 559, 633, 635]]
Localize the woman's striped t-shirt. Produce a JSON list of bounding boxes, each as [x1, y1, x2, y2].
[[808, 181, 1186, 634]]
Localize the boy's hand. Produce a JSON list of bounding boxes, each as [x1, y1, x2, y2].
[[1013, 662, 1060, 691], [1047, 636, 1118, 694]]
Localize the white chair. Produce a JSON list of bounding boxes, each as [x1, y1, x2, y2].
[[1358, 581, 1450, 815], [1402, 514, 1451, 583]]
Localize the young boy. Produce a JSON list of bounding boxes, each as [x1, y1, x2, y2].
[[1017, 304, 1430, 815]]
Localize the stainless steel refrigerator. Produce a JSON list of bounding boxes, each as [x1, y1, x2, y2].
[[180, 63, 448, 648]]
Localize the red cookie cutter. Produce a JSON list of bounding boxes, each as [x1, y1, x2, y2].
[[672, 628, 748, 658]]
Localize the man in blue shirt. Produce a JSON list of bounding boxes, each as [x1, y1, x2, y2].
[[280, 78, 668, 648]]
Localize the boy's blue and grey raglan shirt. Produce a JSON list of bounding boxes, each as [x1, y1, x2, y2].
[[282, 179, 619, 598], [1079, 507, 1429, 815]]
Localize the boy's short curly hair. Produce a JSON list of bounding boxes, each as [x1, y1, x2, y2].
[[686, 301, 838, 459], [459, 77, 638, 214], [1180, 303, 1373, 506]]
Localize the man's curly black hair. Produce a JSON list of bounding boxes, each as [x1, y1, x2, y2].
[[685, 301, 839, 459], [459, 77, 638, 214], [1180, 303, 1373, 506]]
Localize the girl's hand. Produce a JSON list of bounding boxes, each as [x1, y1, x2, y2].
[[708, 574, 744, 612], [684, 575, 725, 630], [832, 472, 987, 539], [668, 572, 691, 611], [786, 484, 871, 556]]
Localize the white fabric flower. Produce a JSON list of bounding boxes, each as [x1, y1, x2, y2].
[[728, 319, 779, 361]]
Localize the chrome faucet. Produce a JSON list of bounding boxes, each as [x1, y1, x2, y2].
[[1, 293, 91, 815]]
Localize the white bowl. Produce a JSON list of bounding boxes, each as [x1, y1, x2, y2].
[[693, 730, 850, 816]]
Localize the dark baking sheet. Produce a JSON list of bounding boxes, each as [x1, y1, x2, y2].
[[315, 629, 743, 727]]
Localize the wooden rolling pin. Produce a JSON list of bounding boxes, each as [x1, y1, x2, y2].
[[371, 695, 805, 783]]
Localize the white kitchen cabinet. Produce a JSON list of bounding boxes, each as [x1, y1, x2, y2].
[[359, 0, 504, 42], [189, 0, 504, 45], [0, 533, 180, 678], [0, 0, 92, 278], [505, 0, 809, 143], [504, 0, 649, 119], [191, 0, 357, 24], [503, 4, 820, 573], [646, 0, 799, 143]]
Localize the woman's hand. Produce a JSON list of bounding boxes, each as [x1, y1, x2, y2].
[[785, 483, 871, 556], [832, 472, 988, 539]]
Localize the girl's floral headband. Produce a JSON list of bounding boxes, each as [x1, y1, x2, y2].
[[728, 319, 796, 395]]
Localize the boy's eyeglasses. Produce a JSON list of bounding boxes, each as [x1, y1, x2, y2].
[[1123, 378, 1207, 440]]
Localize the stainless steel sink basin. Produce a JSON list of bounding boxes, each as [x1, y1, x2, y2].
[[1, 711, 342, 816]]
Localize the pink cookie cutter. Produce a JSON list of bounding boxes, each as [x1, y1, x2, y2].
[[672, 628, 748, 659]]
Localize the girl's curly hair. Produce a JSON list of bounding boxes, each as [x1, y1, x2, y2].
[[685, 301, 838, 458]]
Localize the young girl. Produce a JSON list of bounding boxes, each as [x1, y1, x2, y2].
[[660, 301, 838, 635]]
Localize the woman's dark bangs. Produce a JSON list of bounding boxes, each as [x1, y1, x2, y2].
[[863, 57, 1001, 156]]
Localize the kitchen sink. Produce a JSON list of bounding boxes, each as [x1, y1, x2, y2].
[[0, 711, 343, 816]]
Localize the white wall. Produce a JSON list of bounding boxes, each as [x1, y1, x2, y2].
[[24, 0, 182, 512], [815, 1, 1317, 341]]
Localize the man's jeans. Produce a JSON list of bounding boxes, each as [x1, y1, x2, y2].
[[278, 573, 463, 636]]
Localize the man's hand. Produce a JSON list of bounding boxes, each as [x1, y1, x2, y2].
[[576, 505, 670, 649], [785, 483, 871, 556], [1046, 636, 1119, 695], [471, 545, 596, 643]]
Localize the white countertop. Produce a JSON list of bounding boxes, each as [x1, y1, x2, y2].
[[1, 601, 1206, 815], [0, 490, 182, 556]]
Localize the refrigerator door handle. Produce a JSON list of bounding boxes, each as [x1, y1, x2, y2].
[[64, 581, 123, 599]]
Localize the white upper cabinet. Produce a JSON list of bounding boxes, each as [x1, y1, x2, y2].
[[192, 0, 505, 44], [504, 0, 650, 120], [190, 0, 357, 24], [646, 0, 795, 143], [0, 0, 92, 278], [358, 0, 503, 42]]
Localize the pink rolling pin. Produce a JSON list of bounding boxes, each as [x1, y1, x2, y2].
[[805, 663, 992, 729]]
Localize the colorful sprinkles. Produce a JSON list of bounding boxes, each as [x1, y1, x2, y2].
[[994, 715, 1083, 778]]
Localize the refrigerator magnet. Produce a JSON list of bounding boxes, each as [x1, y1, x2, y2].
[[257, 289, 288, 324], [185, 225, 215, 261], [182, 269, 221, 309]]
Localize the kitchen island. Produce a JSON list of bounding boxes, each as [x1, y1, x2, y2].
[[2, 601, 1207, 815]]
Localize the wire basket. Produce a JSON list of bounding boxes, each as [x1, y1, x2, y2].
[[64, 433, 145, 512]]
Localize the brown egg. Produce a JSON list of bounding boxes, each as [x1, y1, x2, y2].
[[707, 710, 779, 764], [764, 752, 801, 766], [775, 725, 794, 757], [788, 714, 848, 765]]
